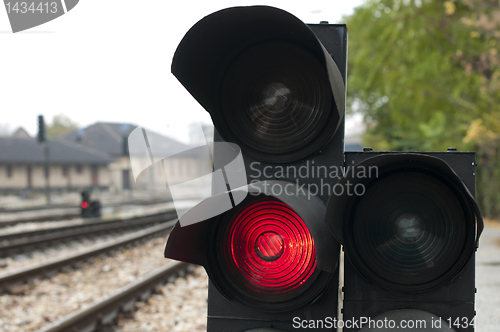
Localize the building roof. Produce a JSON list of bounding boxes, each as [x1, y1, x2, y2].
[[64, 122, 134, 156], [64, 122, 195, 158], [12, 127, 31, 139], [0, 137, 112, 164]]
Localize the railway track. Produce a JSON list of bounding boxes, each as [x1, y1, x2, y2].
[[34, 261, 190, 332], [0, 208, 80, 226], [0, 219, 178, 293], [0, 198, 172, 227], [0, 197, 168, 213], [0, 209, 177, 257]]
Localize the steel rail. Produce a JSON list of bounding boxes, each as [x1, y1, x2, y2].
[[35, 261, 188, 332], [0, 209, 80, 227], [0, 219, 178, 293], [0, 198, 169, 213], [0, 210, 177, 257], [0, 198, 173, 227]]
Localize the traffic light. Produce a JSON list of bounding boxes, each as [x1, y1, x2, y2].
[[90, 200, 101, 218], [81, 190, 91, 218], [167, 181, 340, 331], [37, 115, 46, 142], [325, 151, 483, 331], [165, 5, 347, 331], [81, 190, 101, 218]]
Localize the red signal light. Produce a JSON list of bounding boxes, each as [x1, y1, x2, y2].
[[165, 181, 339, 313], [255, 231, 284, 261], [221, 200, 317, 297], [81, 201, 89, 209]]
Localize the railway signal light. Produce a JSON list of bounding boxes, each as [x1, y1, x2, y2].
[[81, 190, 101, 218], [167, 181, 338, 312], [90, 200, 101, 218], [165, 5, 346, 331], [171, 5, 346, 168], [81, 191, 90, 218], [164, 5, 484, 332], [37, 115, 46, 143], [325, 151, 483, 331]]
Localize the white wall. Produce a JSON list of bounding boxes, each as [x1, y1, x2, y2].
[[0, 164, 111, 190]]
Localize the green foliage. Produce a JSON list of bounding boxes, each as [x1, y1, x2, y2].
[[476, 137, 500, 219], [346, 0, 500, 151], [47, 114, 79, 138]]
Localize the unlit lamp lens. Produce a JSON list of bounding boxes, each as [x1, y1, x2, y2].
[[218, 42, 335, 162], [345, 171, 474, 292], [394, 213, 424, 243]]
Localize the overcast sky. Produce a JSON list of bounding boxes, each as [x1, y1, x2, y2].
[[0, 0, 365, 143]]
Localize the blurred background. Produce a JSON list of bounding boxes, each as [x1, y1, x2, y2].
[[0, 0, 499, 331], [345, 0, 500, 222], [1, 0, 498, 220]]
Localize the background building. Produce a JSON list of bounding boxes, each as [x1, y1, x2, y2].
[[0, 131, 112, 195], [0, 121, 211, 196], [64, 122, 209, 193]]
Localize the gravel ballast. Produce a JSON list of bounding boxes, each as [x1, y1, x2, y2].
[[116, 266, 208, 332], [0, 236, 171, 332]]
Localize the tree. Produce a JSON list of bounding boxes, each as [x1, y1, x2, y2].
[[345, 0, 500, 151], [47, 114, 79, 138]]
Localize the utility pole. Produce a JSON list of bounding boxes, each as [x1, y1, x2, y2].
[[38, 115, 50, 204]]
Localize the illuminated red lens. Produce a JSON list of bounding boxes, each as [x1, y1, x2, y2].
[[224, 201, 316, 295], [256, 231, 284, 261], [81, 202, 88, 209]]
